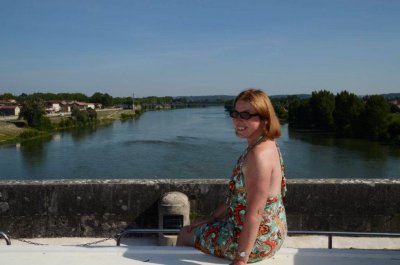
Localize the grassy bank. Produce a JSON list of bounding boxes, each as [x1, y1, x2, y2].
[[0, 109, 137, 145], [0, 121, 27, 144]]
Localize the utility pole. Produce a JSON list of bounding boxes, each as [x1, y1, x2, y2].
[[132, 92, 135, 111]]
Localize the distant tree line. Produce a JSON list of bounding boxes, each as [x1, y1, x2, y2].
[[0, 92, 226, 108], [4, 92, 227, 132], [224, 91, 400, 143], [4, 90, 400, 143], [0, 92, 115, 108], [286, 90, 400, 143]]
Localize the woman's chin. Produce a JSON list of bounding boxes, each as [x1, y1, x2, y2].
[[235, 130, 247, 138]]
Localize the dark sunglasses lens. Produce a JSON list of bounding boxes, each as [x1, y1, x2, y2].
[[230, 110, 253, 120], [240, 112, 251, 119], [229, 110, 239, 118]]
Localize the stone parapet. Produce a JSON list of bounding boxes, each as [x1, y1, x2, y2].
[[0, 179, 399, 237]]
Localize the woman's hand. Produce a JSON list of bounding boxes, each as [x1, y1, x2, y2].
[[187, 216, 213, 232], [177, 216, 213, 246], [230, 257, 248, 265], [230, 250, 250, 265]]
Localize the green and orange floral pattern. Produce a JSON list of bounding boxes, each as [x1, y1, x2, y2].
[[193, 143, 287, 263]]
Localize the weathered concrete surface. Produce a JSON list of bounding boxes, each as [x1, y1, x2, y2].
[[1, 245, 400, 265], [0, 179, 399, 238], [6, 235, 400, 250], [285, 179, 400, 233]]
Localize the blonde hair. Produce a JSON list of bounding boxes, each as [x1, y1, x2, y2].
[[234, 88, 281, 139]]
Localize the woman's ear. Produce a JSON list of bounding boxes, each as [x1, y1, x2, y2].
[[264, 121, 269, 132]]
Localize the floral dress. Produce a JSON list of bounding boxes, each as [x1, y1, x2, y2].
[[193, 141, 287, 263]]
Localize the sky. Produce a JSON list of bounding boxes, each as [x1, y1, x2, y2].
[[0, 0, 399, 98]]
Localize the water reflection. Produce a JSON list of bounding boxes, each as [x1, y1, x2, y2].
[[287, 126, 400, 160], [70, 126, 99, 142], [52, 133, 62, 142], [284, 125, 400, 179], [19, 135, 52, 168]]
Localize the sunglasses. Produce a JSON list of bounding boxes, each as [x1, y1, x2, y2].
[[229, 110, 260, 120]]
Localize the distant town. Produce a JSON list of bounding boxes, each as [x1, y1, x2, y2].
[[0, 93, 237, 118], [0, 91, 399, 145], [0, 91, 399, 118]]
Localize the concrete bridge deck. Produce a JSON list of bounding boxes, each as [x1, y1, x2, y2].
[[1, 245, 399, 265], [1, 236, 399, 265]]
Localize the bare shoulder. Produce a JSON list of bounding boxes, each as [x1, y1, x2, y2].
[[245, 140, 282, 196], [245, 140, 278, 174], [252, 140, 278, 161]]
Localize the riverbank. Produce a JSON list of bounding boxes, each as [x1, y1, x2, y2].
[[0, 108, 136, 145], [0, 121, 27, 144]]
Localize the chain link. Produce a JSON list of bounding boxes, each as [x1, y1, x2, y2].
[[12, 236, 116, 247], [13, 238, 48, 246], [76, 237, 115, 247]]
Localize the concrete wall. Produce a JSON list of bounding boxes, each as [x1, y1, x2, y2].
[[0, 179, 399, 238]]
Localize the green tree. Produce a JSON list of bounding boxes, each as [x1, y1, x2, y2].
[[90, 92, 104, 104], [17, 93, 28, 102], [333, 91, 364, 137], [90, 92, 113, 107], [388, 115, 400, 143], [288, 98, 311, 128], [19, 97, 45, 127], [19, 97, 53, 130], [113, 96, 133, 105], [0, 93, 16, 100], [71, 107, 89, 124], [273, 102, 288, 120], [50, 92, 88, 102], [309, 90, 335, 131], [87, 108, 97, 122], [359, 95, 390, 139]]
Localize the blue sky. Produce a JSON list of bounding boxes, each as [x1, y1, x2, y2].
[[1, 0, 399, 97]]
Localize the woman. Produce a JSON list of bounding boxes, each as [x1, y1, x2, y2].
[[177, 88, 287, 264]]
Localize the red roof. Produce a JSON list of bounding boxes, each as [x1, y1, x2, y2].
[[0, 105, 19, 109]]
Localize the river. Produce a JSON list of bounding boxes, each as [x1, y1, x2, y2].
[[0, 106, 399, 180]]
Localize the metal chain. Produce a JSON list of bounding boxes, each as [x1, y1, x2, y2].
[[13, 238, 48, 246], [76, 237, 115, 247], [12, 236, 116, 247]]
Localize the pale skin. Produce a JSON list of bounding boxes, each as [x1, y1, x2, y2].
[[177, 100, 283, 265]]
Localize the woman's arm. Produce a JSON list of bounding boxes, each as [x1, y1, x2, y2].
[[211, 202, 228, 221], [233, 145, 274, 264], [178, 202, 228, 246], [188, 203, 228, 231]]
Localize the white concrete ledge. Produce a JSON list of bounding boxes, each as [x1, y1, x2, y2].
[[1, 245, 400, 265]]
